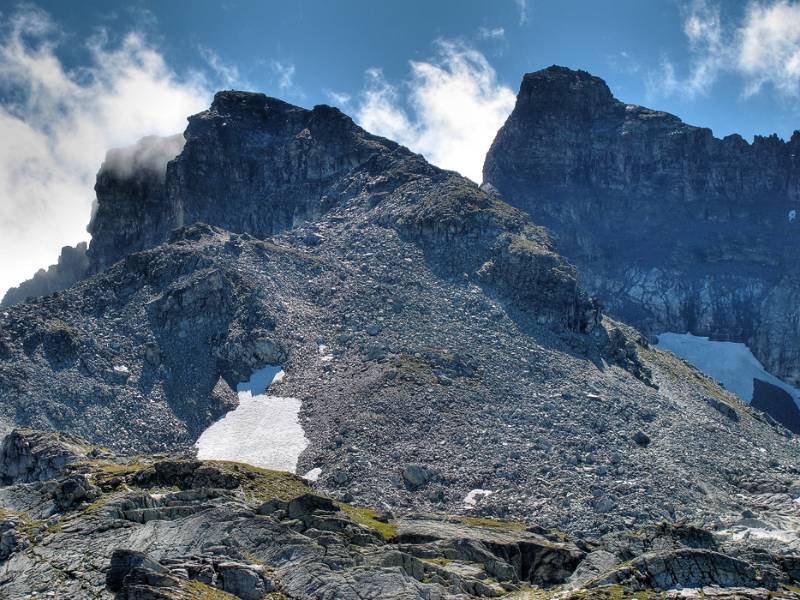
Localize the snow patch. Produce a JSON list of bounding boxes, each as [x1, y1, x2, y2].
[[195, 365, 308, 473], [656, 333, 800, 409], [112, 365, 129, 375], [237, 365, 284, 394], [318, 343, 333, 362], [463, 489, 494, 507], [303, 467, 322, 482]]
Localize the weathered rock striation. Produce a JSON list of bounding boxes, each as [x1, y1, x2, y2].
[[484, 65, 800, 391], [2, 429, 799, 599]]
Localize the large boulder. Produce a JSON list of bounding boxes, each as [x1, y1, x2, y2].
[[0, 429, 90, 484]]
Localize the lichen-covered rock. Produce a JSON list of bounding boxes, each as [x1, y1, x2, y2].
[[51, 474, 101, 511], [1, 436, 799, 598]]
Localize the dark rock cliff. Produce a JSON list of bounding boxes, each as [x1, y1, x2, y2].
[[87, 134, 184, 273], [484, 65, 800, 387]]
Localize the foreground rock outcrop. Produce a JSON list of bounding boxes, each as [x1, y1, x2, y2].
[[484, 65, 800, 393], [1, 429, 798, 599]]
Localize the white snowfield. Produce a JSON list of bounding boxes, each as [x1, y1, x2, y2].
[[656, 332, 800, 408], [195, 365, 308, 473]]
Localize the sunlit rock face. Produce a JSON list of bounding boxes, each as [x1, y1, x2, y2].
[[484, 65, 800, 388]]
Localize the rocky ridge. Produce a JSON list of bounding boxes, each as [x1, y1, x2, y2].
[[483, 65, 800, 393], [1, 135, 186, 308]]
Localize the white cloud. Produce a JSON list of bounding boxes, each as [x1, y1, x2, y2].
[[478, 26, 506, 40], [650, 0, 800, 100], [738, 1, 800, 96], [647, 0, 727, 99], [270, 60, 301, 96], [199, 46, 244, 88], [0, 6, 213, 298], [514, 0, 529, 25], [353, 40, 516, 183], [326, 90, 352, 107]]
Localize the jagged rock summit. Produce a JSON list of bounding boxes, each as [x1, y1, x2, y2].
[[484, 65, 800, 396]]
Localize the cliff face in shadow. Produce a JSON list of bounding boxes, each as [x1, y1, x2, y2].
[[484, 65, 800, 387]]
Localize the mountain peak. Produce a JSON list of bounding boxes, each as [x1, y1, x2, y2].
[[516, 65, 618, 118], [484, 67, 800, 413]]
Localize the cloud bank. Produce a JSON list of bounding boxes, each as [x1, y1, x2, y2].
[[0, 6, 213, 299], [651, 0, 800, 99], [351, 40, 516, 183]]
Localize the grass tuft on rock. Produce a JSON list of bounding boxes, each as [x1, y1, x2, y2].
[[456, 515, 527, 531], [337, 503, 398, 541], [182, 580, 239, 599], [206, 461, 312, 503]]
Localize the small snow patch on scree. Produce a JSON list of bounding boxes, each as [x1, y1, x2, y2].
[[656, 333, 800, 410], [464, 489, 493, 507], [303, 467, 322, 482], [195, 365, 308, 473]]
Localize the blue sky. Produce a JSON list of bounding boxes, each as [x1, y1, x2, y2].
[[21, 0, 799, 142], [2, 0, 800, 295]]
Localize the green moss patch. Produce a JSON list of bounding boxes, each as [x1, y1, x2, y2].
[[205, 461, 312, 503], [337, 503, 398, 541], [456, 516, 528, 531]]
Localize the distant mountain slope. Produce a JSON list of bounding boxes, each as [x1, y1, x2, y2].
[[483, 66, 800, 398], [1, 92, 798, 537], [0, 242, 89, 308]]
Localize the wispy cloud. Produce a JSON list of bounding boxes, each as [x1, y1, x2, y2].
[[478, 26, 506, 41], [325, 90, 352, 107], [199, 46, 245, 88], [0, 6, 216, 297], [607, 50, 641, 75], [514, 0, 529, 25], [270, 60, 302, 96], [649, 0, 800, 100], [353, 40, 516, 183], [647, 0, 726, 99]]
